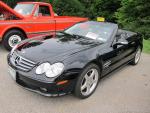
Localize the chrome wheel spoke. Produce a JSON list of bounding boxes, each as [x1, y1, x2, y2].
[[81, 81, 87, 90], [91, 78, 97, 84], [80, 68, 99, 96], [85, 84, 91, 94], [85, 74, 89, 80], [8, 35, 22, 48], [135, 48, 141, 63]]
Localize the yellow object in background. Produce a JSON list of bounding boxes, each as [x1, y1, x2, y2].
[[97, 17, 105, 22]]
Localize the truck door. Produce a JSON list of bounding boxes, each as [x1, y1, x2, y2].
[[32, 5, 55, 36]]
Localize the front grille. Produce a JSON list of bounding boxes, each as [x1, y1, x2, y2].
[[10, 52, 36, 72]]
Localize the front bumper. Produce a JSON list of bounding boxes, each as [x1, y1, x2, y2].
[[14, 73, 76, 96], [7, 53, 77, 97]]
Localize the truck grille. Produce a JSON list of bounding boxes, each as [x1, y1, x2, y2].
[[10, 52, 36, 72]]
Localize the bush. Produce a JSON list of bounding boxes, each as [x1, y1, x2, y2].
[[52, 0, 85, 17], [94, 0, 121, 22], [116, 0, 150, 39]]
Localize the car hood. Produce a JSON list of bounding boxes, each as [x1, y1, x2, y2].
[[16, 35, 102, 63], [0, 1, 24, 19]]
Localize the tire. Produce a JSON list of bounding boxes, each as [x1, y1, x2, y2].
[[130, 47, 142, 65], [74, 63, 101, 99], [2, 30, 25, 51]]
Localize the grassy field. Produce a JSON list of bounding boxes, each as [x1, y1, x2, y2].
[[143, 40, 150, 54]]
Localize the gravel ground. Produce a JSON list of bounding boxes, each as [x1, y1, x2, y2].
[[0, 44, 150, 113]]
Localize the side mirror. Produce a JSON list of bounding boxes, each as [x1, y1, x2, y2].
[[113, 39, 128, 49], [116, 40, 128, 45]]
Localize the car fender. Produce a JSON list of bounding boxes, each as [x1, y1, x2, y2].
[[1, 24, 27, 39], [61, 47, 102, 79]]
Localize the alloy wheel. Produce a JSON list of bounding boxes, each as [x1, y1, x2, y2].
[[80, 68, 99, 96]]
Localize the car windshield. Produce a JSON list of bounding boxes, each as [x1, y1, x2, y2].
[[14, 4, 35, 16], [64, 21, 116, 42]]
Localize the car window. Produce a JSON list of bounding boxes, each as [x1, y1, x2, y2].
[[38, 5, 51, 16]]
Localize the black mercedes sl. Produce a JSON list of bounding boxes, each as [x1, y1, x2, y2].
[[7, 21, 143, 99]]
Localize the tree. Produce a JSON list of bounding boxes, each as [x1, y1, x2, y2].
[[78, 0, 96, 19], [94, 0, 121, 22], [52, 0, 85, 17], [116, 0, 150, 39]]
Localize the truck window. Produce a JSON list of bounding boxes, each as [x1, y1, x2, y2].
[[39, 6, 51, 16], [14, 4, 35, 16]]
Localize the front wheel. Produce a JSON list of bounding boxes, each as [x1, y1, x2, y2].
[[74, 64, 100, 99], [2, 30, 25, 51]]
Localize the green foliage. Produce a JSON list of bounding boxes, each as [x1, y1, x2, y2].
[[52, 0, 85, 17], [3, 0, 20, 7], [94, 0, 121, 22], [116, 0, 150, 39], [52, 0, 121, 21], [78, 0, 96, 19], [143, 39, 150, 54]]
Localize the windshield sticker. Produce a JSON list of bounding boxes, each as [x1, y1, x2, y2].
[[86, 32, 98, 40]]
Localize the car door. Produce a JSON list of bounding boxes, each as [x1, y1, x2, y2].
[[110, 32, 135, 71], [101, 32, 131, 76]]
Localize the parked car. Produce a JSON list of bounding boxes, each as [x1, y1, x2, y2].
[[0, 1, 88, 50], [7, 21, 143, 99]]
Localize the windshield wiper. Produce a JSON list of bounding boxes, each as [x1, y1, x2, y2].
[[60, 31, 81, 38]]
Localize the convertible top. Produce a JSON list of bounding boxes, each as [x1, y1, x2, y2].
[[118, 29, 137, 37]]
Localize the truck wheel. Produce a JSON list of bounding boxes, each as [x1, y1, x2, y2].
[[74, 63, 100, 99], [2, 30, 25, 51]]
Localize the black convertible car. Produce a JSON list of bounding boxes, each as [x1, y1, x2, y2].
[[8, 21, 143, 99]]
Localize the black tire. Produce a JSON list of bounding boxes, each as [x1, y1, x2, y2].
[[2, 30, 25, 51], [130, 47, 142, 65], [74, 63, 101, 99]]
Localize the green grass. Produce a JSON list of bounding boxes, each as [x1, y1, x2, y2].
[[143, 39, 150, 54]]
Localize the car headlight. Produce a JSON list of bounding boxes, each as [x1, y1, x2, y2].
[[35, 62, 64, 78]]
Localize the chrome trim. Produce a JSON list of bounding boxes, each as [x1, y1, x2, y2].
[[27, 29, 64, 35], [0, 21, 55, 25], [10, 52, 36, 72], [21, 59, 35, 67], [0, 21, 79, 25]]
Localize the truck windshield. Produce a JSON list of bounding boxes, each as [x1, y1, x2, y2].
[[14, 4, 35, 16]]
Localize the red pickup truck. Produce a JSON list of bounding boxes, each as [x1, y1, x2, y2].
[[0, 1, 88, 50]]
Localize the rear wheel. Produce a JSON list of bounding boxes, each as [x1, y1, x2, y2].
[[130, 47, 142, 65], [74, 64, 100, 99], [2, 30, 25, 51]]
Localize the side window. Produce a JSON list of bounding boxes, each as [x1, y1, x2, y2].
[[38, 5, 51, 16]]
